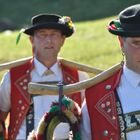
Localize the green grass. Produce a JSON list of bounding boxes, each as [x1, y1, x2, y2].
[[60, 17, 122, 69], [0, 16, 123, 79]]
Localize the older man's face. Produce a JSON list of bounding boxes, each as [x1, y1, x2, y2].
[[30, 28, 65, 61]]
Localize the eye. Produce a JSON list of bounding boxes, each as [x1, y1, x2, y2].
[[39, 33, 46, 36], [35, 33, 47, 39], [131, 42, 140, 49], [51, 32, 61, 38]]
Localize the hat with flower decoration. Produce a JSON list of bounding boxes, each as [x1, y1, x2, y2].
[[108, 4, 140, 37], [24, 13, 75, 37]]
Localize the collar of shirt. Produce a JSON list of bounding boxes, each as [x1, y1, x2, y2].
[[123, 65, 140, 88], [33, 58, 61, 77]]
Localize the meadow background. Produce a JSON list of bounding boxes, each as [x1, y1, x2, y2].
[[0, 0, 139, 79]]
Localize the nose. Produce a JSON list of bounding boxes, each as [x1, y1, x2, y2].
[[45, 36, 52, 44]]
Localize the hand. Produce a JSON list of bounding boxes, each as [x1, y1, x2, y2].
[[27, 130, 36, 140], [53, 122, 70, 140]]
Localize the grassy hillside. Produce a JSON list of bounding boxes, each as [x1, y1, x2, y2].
[[0, 0, 139, 28], [2, 0, 138, 78]]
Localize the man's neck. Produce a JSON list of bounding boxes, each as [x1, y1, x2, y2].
[[36, 57, 57, 68]]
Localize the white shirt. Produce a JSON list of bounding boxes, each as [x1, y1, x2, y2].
[[0, 58, 89, 139], [81, 65, 140, 140]]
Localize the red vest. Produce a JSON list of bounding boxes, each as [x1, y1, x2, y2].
[[8, 58, 81, 140], [85, 68, 122, 140]]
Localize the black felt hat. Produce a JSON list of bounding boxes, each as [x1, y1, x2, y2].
[[24, 14, 75, 37], [108, 4, 140, 37]]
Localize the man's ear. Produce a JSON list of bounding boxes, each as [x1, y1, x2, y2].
[[61, 36, 66, 47], [29, 36, 34, 45], [118, 36, 124, 48], [118, 36, 126, 57], [29, 36, 36, 56]]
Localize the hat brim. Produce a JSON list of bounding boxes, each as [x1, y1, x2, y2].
[[24, 23, 74, 37], [108, 20, 140, 37]]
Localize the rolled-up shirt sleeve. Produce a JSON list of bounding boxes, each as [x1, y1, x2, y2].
[[80, 99, 92, 140], [0, 71, 11, 112]]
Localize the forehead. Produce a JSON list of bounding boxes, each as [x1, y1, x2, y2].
[[34, 28, 62, 34]]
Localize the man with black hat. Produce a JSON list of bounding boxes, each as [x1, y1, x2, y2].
[[0, 14, 88, 140], [81, 4, 140, 140]]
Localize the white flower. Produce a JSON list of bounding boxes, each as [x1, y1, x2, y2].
[[58, 18, 65, 24], [58, 16, 74, 29]]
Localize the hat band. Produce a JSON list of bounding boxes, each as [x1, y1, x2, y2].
[[121, 23, 140, 31]]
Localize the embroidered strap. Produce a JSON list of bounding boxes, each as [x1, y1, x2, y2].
[[26, 97, 34, 139], [115, 90, 127, 140], [124, 110, 140, 132]]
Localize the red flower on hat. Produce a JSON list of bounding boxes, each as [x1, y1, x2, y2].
[[111, 24, 117, 30]]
